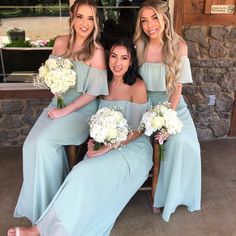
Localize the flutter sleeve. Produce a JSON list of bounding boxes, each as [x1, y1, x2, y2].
[[176, 56, 193, 84], [76, 65, 109, 96]]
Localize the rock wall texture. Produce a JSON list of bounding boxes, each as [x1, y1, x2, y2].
[[0, 99, 50, 146], [183, 26, 236, 140]]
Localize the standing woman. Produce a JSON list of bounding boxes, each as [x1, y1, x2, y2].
[[14, 0, 108, 224], [8, 39, 153, 236], [134, 0, 201, 222]]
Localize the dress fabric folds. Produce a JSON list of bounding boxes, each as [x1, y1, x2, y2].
[[14, 60, 108, 224], [139, 56, 201, 222], [36, 99, 153, 236]]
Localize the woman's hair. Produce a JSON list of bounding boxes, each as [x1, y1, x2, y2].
[[108, 38, 142, 86], [64, 0, 101, 61], [133, 0, 183, 94]]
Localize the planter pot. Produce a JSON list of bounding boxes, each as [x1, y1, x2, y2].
[[0, 47, 52, 79], [7, 31, 26, 42]]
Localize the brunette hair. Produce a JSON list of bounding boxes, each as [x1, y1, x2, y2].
[[108, 38, 142, 86]]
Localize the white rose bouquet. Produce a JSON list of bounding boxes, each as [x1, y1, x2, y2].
[[34, 57, 76, 108], [139, 102, 183, 160], [89, 107, 130, 150]]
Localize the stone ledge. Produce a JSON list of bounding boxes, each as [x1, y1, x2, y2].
[[0, 83, 53, 99]]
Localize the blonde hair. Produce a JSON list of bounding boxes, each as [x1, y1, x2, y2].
[[65, 0, 101, 61], [134, 0, 183, 95]]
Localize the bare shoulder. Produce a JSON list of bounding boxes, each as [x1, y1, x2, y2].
[[52, 35, 69, 56], [131, 79, 147, 104], [90, 45, 106, 70], [178, 38, 188, 57]]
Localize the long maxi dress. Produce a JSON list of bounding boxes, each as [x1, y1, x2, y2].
[[34, 99, 153, 236], [14, 59, 109, 224], [139, 56, 201, 222]]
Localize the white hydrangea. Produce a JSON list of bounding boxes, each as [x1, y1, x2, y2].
[[34, 57, 76, 98], [89, 107, 130, 148], [45, 58, 58, 70], [139, 102, 183, 136]]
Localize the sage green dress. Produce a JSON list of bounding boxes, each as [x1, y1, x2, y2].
[[139, 56, 201, 222], [14, 60, 108, 224], [35, 99, 153, 236]]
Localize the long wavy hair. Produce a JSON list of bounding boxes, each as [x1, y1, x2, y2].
[[108, 38, 142, 86], [64, 0, 101, 61], [133, 0, 183, 95]]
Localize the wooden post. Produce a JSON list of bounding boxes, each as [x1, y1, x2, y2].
[[68, 145, 80, 170], [69, 0, 75, 6], [174, 0, 184, 36], [151, 141, 161, 203], [229, 91, 236, 136]]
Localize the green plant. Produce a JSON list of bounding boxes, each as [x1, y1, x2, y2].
[[47, 38, 56, 47], [4, 40, 31, 48]]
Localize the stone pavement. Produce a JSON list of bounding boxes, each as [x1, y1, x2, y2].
[[0, 139, 235, 236]]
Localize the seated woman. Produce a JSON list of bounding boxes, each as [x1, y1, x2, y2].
[[8, 38, 153, 236], [13, 0, 108, 225]]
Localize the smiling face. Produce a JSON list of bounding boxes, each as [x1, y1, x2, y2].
[[109, 45, 131, 79], [140, 7, 164, 40], [74, 4, 95, 39]]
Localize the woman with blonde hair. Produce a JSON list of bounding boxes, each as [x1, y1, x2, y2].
[[13, 0, 108, 225], [134, 0, 201, 222]]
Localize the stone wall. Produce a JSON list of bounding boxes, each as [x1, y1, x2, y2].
[[0, 98, 50, 146], [183, 26, 236, 140]]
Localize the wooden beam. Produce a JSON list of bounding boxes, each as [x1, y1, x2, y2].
[[0, 90, 53, 99], [184, 13, 236, 25], [174, 0, 184, 36], [69, 0, 75, 7]]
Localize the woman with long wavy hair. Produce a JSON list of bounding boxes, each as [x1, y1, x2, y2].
[[134, 0, 201, 222], [13, 0, 108, 225]]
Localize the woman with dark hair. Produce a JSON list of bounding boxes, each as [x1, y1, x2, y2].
[[8, 38, 152, 236], [12, 0, 108, 226]]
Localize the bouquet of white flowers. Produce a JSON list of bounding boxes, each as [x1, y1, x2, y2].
[[34, 57, 76, 108], [139, 102, 183, 160], [89, 107, 130, 150]]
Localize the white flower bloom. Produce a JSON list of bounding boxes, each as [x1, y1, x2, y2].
[[34, 57, 76, 97], [45, 58, 58, 70], [63, 59, 73, 69], [89, 107, 130, 148], [38, 65, 48, 78], [139, 103, 183, 137]]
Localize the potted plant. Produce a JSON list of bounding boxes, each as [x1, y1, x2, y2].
[[6, 27, 25, 42]]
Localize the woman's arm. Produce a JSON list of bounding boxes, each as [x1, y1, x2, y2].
[[52, 35, 68, 56], [168, 83, 182, 110], [48, 94, 96, 119], [168, 39, 188, 111]]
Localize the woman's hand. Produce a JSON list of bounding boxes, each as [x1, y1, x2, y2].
[[87, 139, 95, 151], [154, 131, 169, 144], [47, 108, 68, 119], [86, 145, 113, 158]]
